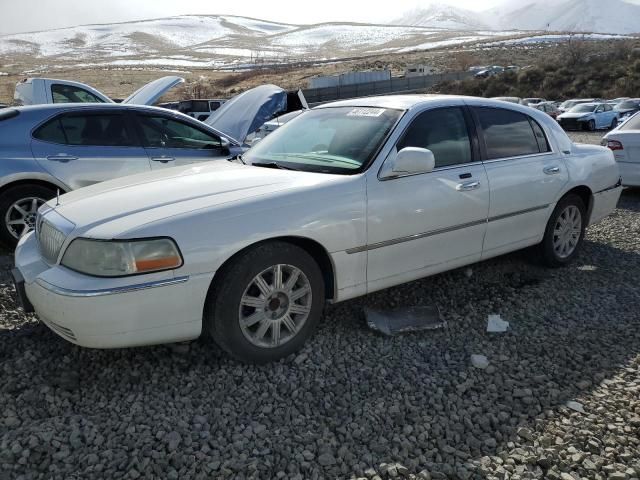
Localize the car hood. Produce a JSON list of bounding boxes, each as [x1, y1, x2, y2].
[[205, 85, 287, 144], [47, 161, 341, 237], [558, 112, 593, 119], [122, 76, 185, 106]]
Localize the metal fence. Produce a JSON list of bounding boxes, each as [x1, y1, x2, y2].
[[302, 71, 474, 104]]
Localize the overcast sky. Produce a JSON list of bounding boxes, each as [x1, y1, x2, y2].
[[0, 0, 508, 34]]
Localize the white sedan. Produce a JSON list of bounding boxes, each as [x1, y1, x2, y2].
[[602, 111, 640, 186], [13, 96, 622, 363]]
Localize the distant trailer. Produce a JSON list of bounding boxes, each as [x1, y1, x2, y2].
[[309, 71, 391, 89]]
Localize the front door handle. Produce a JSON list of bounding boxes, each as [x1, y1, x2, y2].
[[46, 154, 78, 162], [151, 156, 175, 163], [456, 181, 480, 191], [544, 166, 561, 175]]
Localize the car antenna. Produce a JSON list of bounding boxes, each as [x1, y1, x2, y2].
[[56, 189, 60, 207]]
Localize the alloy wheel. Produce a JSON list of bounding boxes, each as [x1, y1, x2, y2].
[[5, 197, 45, 239], [553, 205, 582, 259], [238, 264, 312, 348]]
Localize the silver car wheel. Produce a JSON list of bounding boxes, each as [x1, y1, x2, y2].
[[553, 205, 582, 259], [5, 197, 45, 239], [239, 264, 312, 348]]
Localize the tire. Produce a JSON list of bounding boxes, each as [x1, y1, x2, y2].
[[587, 120, 596, 131], [0, 184, 56, 248], [539, 194, 587, 268], [610, 119, 617, 130], [204, 241, 325, 364]]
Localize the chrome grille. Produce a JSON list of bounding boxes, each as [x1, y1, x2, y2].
[[37, 219, 66, 264]]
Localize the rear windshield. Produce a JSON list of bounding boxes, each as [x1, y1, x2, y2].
[[0, 109, 19, 121], [570, 104, 596, 113], [620, 112, 640, 131], [615, 100, 640, 110]]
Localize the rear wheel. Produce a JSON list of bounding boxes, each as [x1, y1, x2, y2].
[[205, 241, 325, 363], [610, 118, 617, 130], [539, 194, 587, 267], [0, 184, 56, 248]]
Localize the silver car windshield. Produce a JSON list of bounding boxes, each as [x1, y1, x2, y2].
[[244, 107, 403, 174]]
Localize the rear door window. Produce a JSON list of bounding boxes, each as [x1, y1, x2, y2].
[[397, 107, 473, 168], [474, 107, 544, 160], [34, 113, 134, 146]]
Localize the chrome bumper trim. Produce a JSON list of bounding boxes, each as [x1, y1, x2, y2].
[[35, 276, 189, 298]]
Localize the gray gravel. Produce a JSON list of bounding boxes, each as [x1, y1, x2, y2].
[[1, 131, 639, 480]]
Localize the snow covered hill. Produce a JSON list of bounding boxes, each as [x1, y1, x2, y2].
[[0, 15, 520, 72], [489, 0, 640, 34], [394, 0, 640, 34], [390, 4, 490, 30]]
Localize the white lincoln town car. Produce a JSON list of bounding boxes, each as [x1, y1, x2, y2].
[[13, 96, 622, 363]]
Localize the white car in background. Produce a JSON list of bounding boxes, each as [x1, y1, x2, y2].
[[13, 96, 622, 363], [603, 111, 640, 186]]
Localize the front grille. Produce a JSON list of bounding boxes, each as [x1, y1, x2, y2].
[[37, 218, 67, 264], [560, 119, 580, 130]]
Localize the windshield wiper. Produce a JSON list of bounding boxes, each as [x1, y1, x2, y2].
[[251, 161, 299, 171]]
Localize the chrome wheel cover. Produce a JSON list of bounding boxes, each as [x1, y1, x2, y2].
[[5, 197, 45, 239], [239, 264, 312, 348], [553, 205, 582, 259]]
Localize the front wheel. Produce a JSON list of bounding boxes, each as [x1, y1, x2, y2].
[[0, 184, 56, 248], [587, 120, 596, 131], [205, 241, 325, 363], [539, 194, 587, 267]]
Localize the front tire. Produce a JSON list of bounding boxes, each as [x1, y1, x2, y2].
[[205, 241, 325, 364], [539, 194, 587, 267], [0, 184, 56, 248], [587, 120, 596, 131]]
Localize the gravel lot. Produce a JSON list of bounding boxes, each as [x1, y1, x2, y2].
[[1, 131, 639, 480]]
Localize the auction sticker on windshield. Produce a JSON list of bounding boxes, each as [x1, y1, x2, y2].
[[347, 107, 386, 117]]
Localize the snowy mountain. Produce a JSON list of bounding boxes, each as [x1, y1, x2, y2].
[[392, 0, 640, 34], [489, 0, 640, 34], [390, 4, 490, 30]]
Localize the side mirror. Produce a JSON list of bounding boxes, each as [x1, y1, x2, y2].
[[381, 147, 436, 178]]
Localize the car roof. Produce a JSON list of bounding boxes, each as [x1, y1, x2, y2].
[[13, 103, 171, 114], [315, 94, 542, 112]]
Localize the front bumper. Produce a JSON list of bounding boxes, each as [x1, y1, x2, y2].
[[14, 232, 214, 349]]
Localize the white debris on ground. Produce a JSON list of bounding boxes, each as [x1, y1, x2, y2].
[[487, 313, 510, 333], [566, 400, 586, 414], [471, 354, 490, 369]]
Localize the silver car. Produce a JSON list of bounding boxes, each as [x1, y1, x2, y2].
[[0, 103, 243, 247]]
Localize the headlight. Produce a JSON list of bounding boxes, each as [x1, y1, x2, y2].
[[61, 238, 182, 277]]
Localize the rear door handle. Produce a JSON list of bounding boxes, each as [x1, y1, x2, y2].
[[151, 156, 175, 163], [544, 166, 561, 175], [46, 154, 78, 162], [456, 181, 480, 191]]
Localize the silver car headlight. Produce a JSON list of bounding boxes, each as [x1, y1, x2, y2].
[[61, 238, 183, 277]]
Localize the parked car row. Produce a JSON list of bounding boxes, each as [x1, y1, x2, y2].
[[9, 94, 622, 363], [492, 96, 638, 132]]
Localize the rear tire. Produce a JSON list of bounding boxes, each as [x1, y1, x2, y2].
[[610, 119, 617, 130], [0, 184, 56, 249], [539, 194, 587, 268], [204, 241, 325, 364]]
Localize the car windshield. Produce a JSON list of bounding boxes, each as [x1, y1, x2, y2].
[[244, 106, 403, 174], [615, 101, 640, 111], [570, 104, 596, 113]]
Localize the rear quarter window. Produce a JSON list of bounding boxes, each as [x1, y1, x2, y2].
[[620, 113, 640, 131]]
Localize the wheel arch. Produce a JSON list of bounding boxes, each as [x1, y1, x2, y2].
[[560, 185, 593, 220], [0, 177, 68, 197], [209, 236, 337, 302]]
